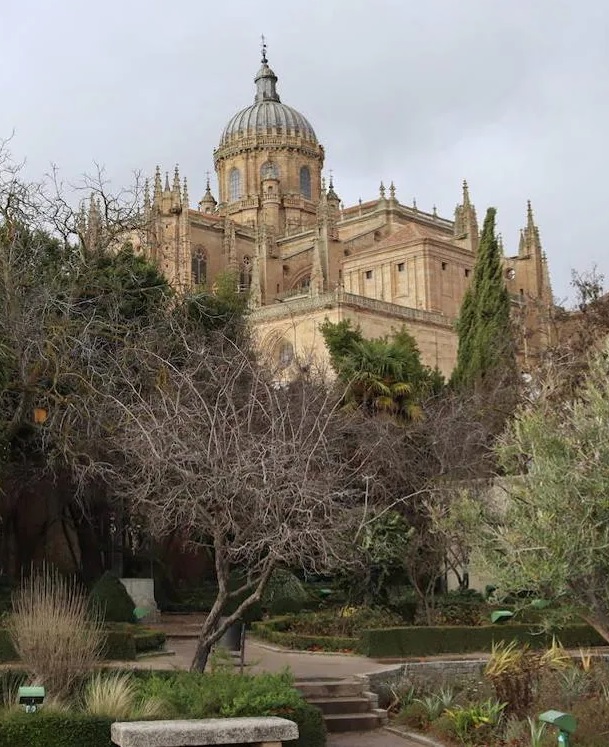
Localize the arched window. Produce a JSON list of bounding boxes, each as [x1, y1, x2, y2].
[[299, 166, 311, 199], [239, 256, 252, 293], [229, 168, 241, 201], [260, 161, 279, 180], [191, 248, 207, 286]]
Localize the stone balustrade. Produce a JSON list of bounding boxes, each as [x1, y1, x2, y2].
[[111, 716, 298, 747]]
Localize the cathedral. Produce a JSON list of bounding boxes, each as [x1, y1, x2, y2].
[[140, 44, 554, 378]]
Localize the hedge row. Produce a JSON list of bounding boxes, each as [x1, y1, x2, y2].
[[0, 705, 324, 747], [0, 626, 166, 663], [0, 712, 113, 747], [251, 621, 356, 652], [359, 623, 607, 658]]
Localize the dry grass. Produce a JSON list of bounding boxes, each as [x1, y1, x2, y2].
[[8, 565, 105, 699], [83, 671, 167, 719]]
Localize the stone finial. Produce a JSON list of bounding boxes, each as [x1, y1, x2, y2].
[[462, 179, 470, 207], [182, 177, 189, 208], [432, 204, 438, 218], [389, 181, 396, 200], [172, 165, 181, 193], [143, 178, 151, 210], [153, 165, 162, 199], [164, 171, 170, 192], [379, 181, 386, 199], [412, 197, 417, 211]]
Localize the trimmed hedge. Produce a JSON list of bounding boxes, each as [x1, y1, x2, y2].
[[0, 626, 165, 663], [0, 712, 113, 747], [252, 619, 356, 652], [359, 623, 607, 658], [89, 572, 135, 623], [134, 630, 166, 654], [103, 630, 137, 661], [0, 704, 322, 747]]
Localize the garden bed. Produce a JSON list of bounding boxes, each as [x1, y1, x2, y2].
[[0, 624, 166, 663], [253, 612, 606, 658], [0, 670, 325, 747]]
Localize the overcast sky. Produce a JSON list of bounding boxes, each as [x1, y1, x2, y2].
[[1, 0, 607, 303]]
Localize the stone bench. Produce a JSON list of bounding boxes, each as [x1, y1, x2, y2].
[[111, 716, 299, 747]]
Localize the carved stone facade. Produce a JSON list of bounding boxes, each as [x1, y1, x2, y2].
[[140, 47, 554, 379]]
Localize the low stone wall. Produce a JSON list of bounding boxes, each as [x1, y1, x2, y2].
[[358, 660, 487, 700], [111, 716, 298, 747]]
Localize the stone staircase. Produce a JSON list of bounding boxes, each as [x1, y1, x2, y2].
[[296, 678, 387, 733]]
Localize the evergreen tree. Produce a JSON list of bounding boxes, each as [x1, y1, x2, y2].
[[451, 207, 514, 388], [321, 321, 443, 420]]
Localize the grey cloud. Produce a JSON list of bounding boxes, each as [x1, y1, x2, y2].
[[1, 0, 607, 301]]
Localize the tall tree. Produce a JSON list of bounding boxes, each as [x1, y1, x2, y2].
[[451, 207, 515, 388], [320, 321, 442, 420], [479, 340, 609, 642]]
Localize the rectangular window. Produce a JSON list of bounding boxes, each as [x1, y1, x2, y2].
[[442, 262, 447, 271], [465, 268, 470, 277], [397, 262, 405, 272], [365, 270, 373, 280]]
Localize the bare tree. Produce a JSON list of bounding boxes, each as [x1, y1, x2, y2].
[[97, 328, 382, 670]]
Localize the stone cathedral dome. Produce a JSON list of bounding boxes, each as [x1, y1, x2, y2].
[[219, 49, 318, 147]]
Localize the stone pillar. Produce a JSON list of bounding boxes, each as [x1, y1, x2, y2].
[[120, 578, 159, 621]]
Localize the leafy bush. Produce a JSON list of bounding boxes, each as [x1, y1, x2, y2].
[[89, 573, 135, 624], [359, 623, 606, 658], [261, 569, 311, 616], [9, 566, 105, 699], [434, 590, 487, 626], [133, 670, 325, 747], [386, 587, 418, 624], [398, 701, 429, 729]]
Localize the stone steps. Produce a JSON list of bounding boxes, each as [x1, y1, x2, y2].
[[296, 679, 386, 733]]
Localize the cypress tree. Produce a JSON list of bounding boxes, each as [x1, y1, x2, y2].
[[451, 207, 515, 388]]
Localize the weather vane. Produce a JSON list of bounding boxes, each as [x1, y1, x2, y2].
[[261, 34, 267, 63]]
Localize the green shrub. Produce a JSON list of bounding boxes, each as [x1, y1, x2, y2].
[[133, 669, 325, 747], [89, 573, 135, 624], [399, 701, 429, 729], [262, 569, 311, 616], [102, 630, 136, 661], [386, 587, 418, 624], [434, 590, 487, 626], [133, 630, 166, 653], [359, 623, 606, 658], [0, 711, 113, 747], [429, 713, 457, 740], [0, 629, 17, 662]]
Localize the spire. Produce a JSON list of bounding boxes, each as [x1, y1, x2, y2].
[[153, 165, 162, 200], [172, 165, 181, 194], [199, 172, 218, 214], [143, 178, 151, 217], [164, 171, 170, 192], [182, 177, 189, 208], [254, 35, 280, 103], [327, 171, 340, 203], [521, 200, 542, 257], [526, 199, 535, 232], [462, 179, 471, 208]]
